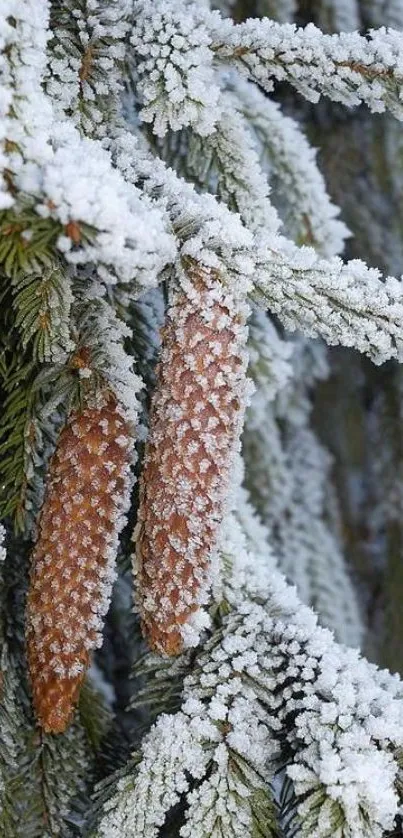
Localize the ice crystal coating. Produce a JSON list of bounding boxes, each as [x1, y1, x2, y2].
[[134, 265, 251, 654], [47, 0, 131, 137], [233, 76, 349, 256], [96, 544, 403, 838], [255, 238, 403, 364], [247, 308, 293, 401], [137, 151, 256, 290], [213, 19, 403, 118], [0, 1, 175, 287], [0, 0, 50, 209], [274, 426, 363, 648], [130, 1, 403, 141], [131, 0, 222, 136], [243, 323, 363, 647], [182, 88, 281, 234], [74, 282, 145, 426], [31, 123, 175, 288], [243, 311, 295, 532], [26, 397, 133, 732]]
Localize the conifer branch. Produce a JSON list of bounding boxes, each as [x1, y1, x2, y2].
[[232, 77, 349, 256], [93, 562, 403, 838], [2, 1, 403, 834], [254, 239, 403, 364], [172, 92, 281, 234], [12, 261, 73, 364], [212, 19, 403, 117], [0, 347, 42, 530], [48, 0, 130, 138]]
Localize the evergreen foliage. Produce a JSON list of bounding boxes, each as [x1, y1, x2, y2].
[[2, 1, 403, 836]]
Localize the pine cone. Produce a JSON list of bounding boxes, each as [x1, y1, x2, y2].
[[26, 396, 133, 733], [135, 266, 250, 655]]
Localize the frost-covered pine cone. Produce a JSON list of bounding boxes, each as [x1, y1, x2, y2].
[[26, 396, 133, 733], [134, 265, 250, 654]]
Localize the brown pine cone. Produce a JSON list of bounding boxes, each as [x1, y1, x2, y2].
[[134, 266, 250, 655], [26, 396, 133, 733]]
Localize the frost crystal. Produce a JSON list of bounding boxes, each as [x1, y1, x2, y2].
[[131, 0, 222, 136], [233, 76, 349, 256], [255, 238, 403, 364], [213, 19, 403, 118], [47, 0, 131, 137], [4, 0, 403, 833], [96, 541, 403, 838]]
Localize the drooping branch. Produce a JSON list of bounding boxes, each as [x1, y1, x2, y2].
[[211, 19, 403, 117], [255, 236, 403, 364]]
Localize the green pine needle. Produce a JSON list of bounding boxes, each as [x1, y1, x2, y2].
[[12, 261, 73, 364]]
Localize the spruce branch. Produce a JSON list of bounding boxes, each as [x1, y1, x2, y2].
[[273, 424, 364, 646], [176, 91, 280, 234], [11, 261, 73, 364], [0, 347, 42, 531], [129, 648, 191, 726], [254, 238, 403, 364], [0, 3, 174, 289], [0, 299, 80, 533], [244, 320, 363, 647], [93, 560, 403, 838], [131, 2, 403, 139], [0, 647, 23, 836], [211, 19, 403, 118], [0, 207, 64, 280], [232, 77, 349, 256], [78, 677, 113, 754], [48, 0, 130, 138]]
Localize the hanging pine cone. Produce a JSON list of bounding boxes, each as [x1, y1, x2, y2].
[[26, 395, 133, 733], [134, 265, 250, 655]]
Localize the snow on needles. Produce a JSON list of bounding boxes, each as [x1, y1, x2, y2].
[[213, 19, 403, 118], [132, 1, 403, 127], [47, 0, 131, 138], [254, 238, 403, 364], [131, 0, 223, 136], [5, 0, 403, 364], [35, 123, 175, 287], [232, 76, 349, 257], [96, 553, 403, 838], [0, 1, 175, 287]]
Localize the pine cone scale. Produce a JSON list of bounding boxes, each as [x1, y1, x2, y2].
[[26, 397, 133, 733], [135, 269, 249, 655]]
